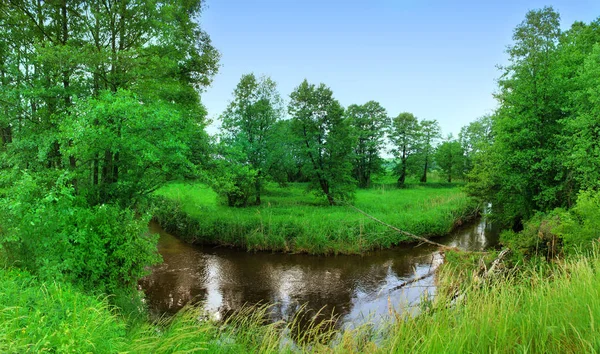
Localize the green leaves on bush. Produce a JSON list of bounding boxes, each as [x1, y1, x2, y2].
[[0, 172, 160, 293]]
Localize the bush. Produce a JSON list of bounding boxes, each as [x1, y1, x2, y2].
[[0, 172, 160, 294], [556, 190, 600, 253], [501, 190, 600, 258]]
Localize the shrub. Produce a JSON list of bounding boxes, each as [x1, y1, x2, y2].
[[0, 172, 160, 294], [501, 190, 600, 258], [556, 190, 600, 253]]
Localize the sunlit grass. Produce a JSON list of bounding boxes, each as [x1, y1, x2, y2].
[[153, 181, 478, 254]]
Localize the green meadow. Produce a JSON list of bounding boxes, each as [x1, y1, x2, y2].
[[152, 180, 479, 254]]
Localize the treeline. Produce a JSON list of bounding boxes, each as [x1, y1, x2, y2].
[[0, 1, 219, 296], [465, 7, 600, 254], [212, 74, 480, 207]]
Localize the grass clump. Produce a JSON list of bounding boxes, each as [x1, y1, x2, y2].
[[0, 268, 126, 353], [153, 181, 478, 254]]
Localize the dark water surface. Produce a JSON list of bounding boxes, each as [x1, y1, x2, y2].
[[140, 219, 499, 326]]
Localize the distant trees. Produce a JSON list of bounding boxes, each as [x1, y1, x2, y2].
[[217, 74, 283, 205], [435, 136, 465, 183], [416, 120, 441, 183], [288, 80, 355, 205], [389, 112, 420, 186], [459, 115, 493, 176], [346, 101, 389, 188]]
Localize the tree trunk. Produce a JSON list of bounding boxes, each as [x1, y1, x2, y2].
[[1, 126, 11, 147], [397, 158, 407, 186], [254, 171, 261, 205], [420, 158, 428, 183]]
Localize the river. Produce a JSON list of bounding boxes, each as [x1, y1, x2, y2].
[[140, 219, 499, 328]]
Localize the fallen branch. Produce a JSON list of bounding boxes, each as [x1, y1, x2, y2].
[[389, 252, 444, 292]]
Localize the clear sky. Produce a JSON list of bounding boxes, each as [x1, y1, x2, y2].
[[199, 0, 600, 137]]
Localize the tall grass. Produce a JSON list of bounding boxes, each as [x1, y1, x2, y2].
[[153, 182, 479, 254], [0, 268, 126, 353], [382, 250, 600, 353]]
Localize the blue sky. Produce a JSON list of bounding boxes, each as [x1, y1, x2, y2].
[[199, 0, 600, 137]]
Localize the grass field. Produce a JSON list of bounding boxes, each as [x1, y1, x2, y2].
[[3, 250, 600, 353], [152, 180, 479, 254]]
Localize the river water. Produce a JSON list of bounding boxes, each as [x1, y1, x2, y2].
[[140, 219, 499, 327]]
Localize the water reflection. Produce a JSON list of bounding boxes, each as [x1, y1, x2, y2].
[[140, 219, 499, 326]]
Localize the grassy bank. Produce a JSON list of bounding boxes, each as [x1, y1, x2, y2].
[[3, 250, 600, 353], [152, 181, 479, 254]]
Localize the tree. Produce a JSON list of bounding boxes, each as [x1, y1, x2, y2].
[[435, 135, 465, 183], [389, 112, 421, 186], [459, 114, 493, 176], [0, 0, 220, 207], [416, 119, 441, 183], [563, 45, 600, 193], [557, 19, 600, 198], [0, 0, 220, 293], [475, 7, 564, 226], [288, 80, 355, 205], [220, 74, 283, 205], [346, 101, 389, 188]]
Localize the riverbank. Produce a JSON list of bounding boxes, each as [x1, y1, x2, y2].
[[152, 182, 479, 255], [3, 249, 600, 353]]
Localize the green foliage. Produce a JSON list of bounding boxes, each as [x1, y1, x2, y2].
[[153, 182, 478, 255], [415, 119, 441, 183], [0, 172, 160, 294], [383, 250, 600, 353], [288, 80, 356, 205], [434, 136, 465, 183], [467, 7, 576, 226], [389, 112, 421, 186], [500, 190, 600, 258], [556, 190, 600, 253], [219, 74, 283, 205], [0, 0, 218, 298], [500, 212, 563, 261], [346, 101, 390, 188], [459, 114, 493, 176], [563, 44, 600, 192], [62, 90, 196, 207], [209, 142, 258, 207]]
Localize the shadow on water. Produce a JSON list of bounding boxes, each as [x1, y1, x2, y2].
[[139, 218, 500, 330]]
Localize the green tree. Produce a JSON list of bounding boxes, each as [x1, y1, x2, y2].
[[288, 80, 355, 205], [435, 135, 465, 183], [220, 74, 283, 205], [346, 101, 389, 188], [389, 112, 421, 186], [459, 114, 493, 176], [416, 119, 441, 183], [563, 45, 600, 192], [475, 7, 564, 226], [0, 0, 219, 293]]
